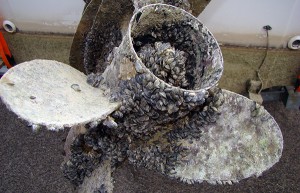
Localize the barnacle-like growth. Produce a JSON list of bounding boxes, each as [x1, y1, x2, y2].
[[0, 3, 283, 193], [70, 0, 211, 74], [127, 89, 283, 185]]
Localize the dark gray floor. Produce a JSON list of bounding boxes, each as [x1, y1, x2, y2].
[[0, 101, 74, 193], [0, 100, 299, 193]]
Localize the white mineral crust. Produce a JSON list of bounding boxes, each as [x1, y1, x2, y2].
[[173, 90, 283, 184], [0, 60, 120, 130]]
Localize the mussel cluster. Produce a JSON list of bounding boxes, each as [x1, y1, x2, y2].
[[0, 1, 283, 191], [126, 86, 224, 177], [62, 83, 224, 185], [134, 0, 191, 11], [137, 42, 189, 88], [62, 123, 129, 185], [133, 19, 219, 90], [62, 3, 224, 188]]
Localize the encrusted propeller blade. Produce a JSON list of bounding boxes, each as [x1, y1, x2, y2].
[[171, 90, 283, 184], [128, 89, 283, 185], [69, 0, 102, 73], [0, 60, 120, 131], [77, 159, 114, 193]]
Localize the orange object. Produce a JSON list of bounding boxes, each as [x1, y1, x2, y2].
[[0, 31, 14, 68]]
